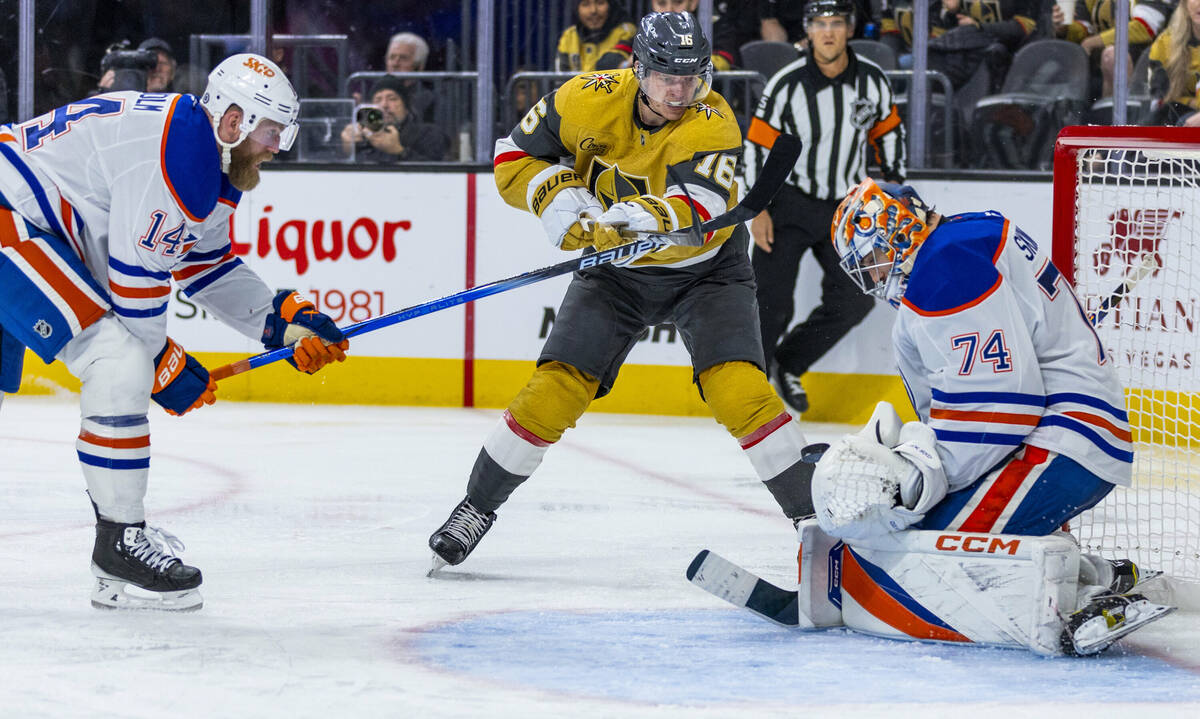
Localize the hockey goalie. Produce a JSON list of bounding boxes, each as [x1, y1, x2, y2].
[[694, 178, 1176, 656]]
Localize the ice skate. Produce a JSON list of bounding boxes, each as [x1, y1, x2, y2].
[[770, 362, 809, 415], [1060, 592, 1174, 656], [428, 497, 496, 574], [91, 519, 203, 611]]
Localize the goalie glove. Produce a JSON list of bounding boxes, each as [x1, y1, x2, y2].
[[152, 338, 217, 416], [811, 420, 948, 540], [262, 290, 349, 374]]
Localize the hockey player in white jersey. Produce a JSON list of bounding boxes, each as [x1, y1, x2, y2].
[[0, 53, 349, 610], [784, 178, 1173, 655]]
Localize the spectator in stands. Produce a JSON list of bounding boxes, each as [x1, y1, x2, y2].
[[139, 38, 177, 93], [886, 0, 1039, 91], [340, 76, 451, 162], [1148, 0, 1200, 125], [383, 32, 438, 123], [1055, 0, 1175, 99], [555, 0, 637, 71], [760, 0, 878, 43], [650, 0, 740, 69]]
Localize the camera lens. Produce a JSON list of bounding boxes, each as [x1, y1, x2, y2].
[[356, 107, 385, 132]]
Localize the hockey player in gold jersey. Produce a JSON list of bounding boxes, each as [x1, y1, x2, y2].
[[429, 12, 817, 570]]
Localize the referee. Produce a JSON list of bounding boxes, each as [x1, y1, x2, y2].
[[744, 0, 905, 414]]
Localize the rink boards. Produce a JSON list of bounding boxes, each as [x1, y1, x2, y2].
[[16, 171, 1056, 424]]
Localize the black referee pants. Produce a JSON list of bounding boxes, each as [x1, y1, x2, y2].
[[751, 185, 875, 376]]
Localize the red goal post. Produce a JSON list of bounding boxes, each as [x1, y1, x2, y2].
[[1052, 125, 1200, 585]]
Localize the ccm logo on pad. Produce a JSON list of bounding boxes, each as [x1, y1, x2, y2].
[[935, 534, 1021, 555]]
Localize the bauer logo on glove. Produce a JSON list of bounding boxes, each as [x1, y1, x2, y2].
[[261, 290, 350, 374]]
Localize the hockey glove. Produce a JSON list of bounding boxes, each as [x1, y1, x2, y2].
[[152, 338, 217, 416], [596, 196, 678, 236], [530, 167, 603, 250], [261, 290, 349, 374]]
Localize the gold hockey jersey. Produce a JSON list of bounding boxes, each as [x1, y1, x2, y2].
[[493, 69, 743, 268]]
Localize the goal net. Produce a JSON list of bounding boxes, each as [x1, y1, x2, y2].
[[1052, 126, 1200, 582]]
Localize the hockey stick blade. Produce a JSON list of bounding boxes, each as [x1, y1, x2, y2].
[[800, 442, 829, 465], [687, 550, 801, 627]]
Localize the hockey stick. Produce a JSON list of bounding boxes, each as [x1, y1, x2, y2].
[[796, 252, 1162, 465], [1087, 251, 1160, 327], [209, 134, 803, 381], [686, 549, 804, 627]]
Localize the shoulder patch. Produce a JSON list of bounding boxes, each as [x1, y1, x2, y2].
[[902, 214, 1008, 316], [160, 94, 220, 223], [580, 72, 622, 95]]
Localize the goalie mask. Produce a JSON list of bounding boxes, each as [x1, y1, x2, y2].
[[831, 177, 934, 307], [633, 12, 713, 108], [201, 53, 299, 171]]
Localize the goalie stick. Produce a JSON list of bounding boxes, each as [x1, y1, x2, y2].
[[210, 133, 803, 381], [686, 549, 804, 627]]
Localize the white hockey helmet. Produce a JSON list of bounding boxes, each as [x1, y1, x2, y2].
[[201, 53, 299, 165]]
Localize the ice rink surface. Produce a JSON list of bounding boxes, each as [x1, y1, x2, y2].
[[3, 395, 1200, 718]]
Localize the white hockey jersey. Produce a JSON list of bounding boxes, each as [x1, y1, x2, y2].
[[894, 212, 1132, 490], [0, 92, 273, 352]]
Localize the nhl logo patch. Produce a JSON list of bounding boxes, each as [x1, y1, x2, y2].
[[33, 319, 53, 339], [850, 99, 876, 130]]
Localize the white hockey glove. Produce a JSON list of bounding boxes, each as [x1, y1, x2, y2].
[[811, 409, 948, 540], [596, 196, 679, 237], [528, 165, 603, 250]]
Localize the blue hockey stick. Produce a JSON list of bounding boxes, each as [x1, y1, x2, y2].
[[211, 133, 804, 380]]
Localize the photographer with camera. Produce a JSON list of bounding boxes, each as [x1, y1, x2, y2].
[[339, 76, 450, 162], [96, 40, 160, 93]]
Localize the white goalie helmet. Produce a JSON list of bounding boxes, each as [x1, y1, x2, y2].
[[201, 53, 299, 166]]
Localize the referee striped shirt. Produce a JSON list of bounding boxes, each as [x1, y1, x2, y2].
[[744, 50, 905, 201]]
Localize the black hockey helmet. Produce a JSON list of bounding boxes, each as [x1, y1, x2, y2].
[[803, 0, 856, 29], [632, 12, 713, 108], [632, 11, 712, 76]]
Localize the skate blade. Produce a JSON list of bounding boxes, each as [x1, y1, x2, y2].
[[1072, 601, 1176, 655], [91, 575, 204, 612], [427, 552, 449, 577]]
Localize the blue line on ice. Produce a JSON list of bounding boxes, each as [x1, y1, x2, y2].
[[413, 609, 1200, 705]]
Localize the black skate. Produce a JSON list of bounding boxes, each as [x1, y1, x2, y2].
[[770, 362, 809, 415], [428, 497, 496, 574], [1060, 592, 1174, 656], [91, 518, 203, 611]]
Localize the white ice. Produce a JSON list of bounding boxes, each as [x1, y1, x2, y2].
[[2, 396, 1199, 718]]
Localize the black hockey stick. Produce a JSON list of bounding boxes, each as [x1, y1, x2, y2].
[[1087, 251, 1160, 327], [686, 549, 801, 627], [602, 134, 803, 248], [211, 134, 804, 380]]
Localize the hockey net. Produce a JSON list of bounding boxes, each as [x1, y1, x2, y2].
[[1053, 126, 1200, 583]]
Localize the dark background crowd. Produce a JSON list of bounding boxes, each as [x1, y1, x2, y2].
[[0, 0, 1191, 169]]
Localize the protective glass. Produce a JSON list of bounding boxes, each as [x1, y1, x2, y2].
[[636, 66, 713, 107], [245, 117, 298, 151]]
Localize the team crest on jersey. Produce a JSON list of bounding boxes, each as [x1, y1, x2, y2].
[[690, 103, 725, 120], [581, 73, 620, 94], [850, 98, 876, 130], [585, 159, 649, 209]]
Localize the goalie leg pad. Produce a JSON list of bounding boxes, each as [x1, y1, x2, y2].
[[833, 530, 1080, 655]]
